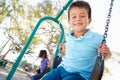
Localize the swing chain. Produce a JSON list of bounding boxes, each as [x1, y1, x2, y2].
[[102, 0, 114, 44]]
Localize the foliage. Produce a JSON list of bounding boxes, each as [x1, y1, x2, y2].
[[0, 0, 11, 23], [0, 0, 68, 59]]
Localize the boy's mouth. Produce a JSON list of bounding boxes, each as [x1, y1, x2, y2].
[[74, 23, 83, 26]]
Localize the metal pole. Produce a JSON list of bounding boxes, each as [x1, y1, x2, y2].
[[6, 0, 73, 79]]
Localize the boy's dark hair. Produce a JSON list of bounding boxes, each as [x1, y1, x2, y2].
[[68, 0, 91, 20], [39, 50, 47, 58]]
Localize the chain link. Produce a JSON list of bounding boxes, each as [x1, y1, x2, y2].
[[102, 0, 114, 44]]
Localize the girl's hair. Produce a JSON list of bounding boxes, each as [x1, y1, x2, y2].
[[39, 50, 47, 58], [68, 0, 91, 20]]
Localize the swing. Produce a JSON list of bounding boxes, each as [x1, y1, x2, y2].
[[53, 0, 114, 80], [6, 0, 114, 80], [90, 0, 114, 80]]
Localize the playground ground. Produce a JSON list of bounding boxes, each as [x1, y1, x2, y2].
[[0, 66, 33, 80]]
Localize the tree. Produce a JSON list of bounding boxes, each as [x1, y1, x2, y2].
[[0, 0, 68, 61], [0, 0, 11, 23], [0, 0, 41, 59]]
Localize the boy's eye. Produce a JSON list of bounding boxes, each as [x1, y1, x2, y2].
[[72, 16, 76, 18], [81, 15, 86, 17]]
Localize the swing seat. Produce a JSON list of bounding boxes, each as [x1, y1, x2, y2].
[[53, 55, 62, 69], [90, 54, 104, 80], [53, 54, 104, 80], [36, 66, 50, 80]]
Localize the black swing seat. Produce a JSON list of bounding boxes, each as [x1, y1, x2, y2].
[[53, 55, 62, 68], [90, 54, 104, 80], [36, 66, 50, 80], [53, 54, 104, 80]]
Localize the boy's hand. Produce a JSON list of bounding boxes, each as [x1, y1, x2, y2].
[[98, 44, 111, 59], [59, 43, 65, 52], [59, 43, 66, 57]]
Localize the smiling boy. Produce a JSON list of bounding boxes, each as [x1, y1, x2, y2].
[[41, 1, 111, 80]]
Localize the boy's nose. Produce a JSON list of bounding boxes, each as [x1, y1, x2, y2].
[[76, 17, 81, 21], [76, 16, 81, 21]]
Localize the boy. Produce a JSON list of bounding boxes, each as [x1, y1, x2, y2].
[[41, 1, 111, 80]]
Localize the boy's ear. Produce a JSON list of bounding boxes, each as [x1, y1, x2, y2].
[[68, 20, 71, 27], [89, 18, 92, 24], [68, 20, 70, 25]]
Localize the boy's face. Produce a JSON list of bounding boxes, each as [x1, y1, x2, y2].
[[68, 7, 91, 33]]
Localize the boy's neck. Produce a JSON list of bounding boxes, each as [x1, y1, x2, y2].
[[72, 30, 87, 38]]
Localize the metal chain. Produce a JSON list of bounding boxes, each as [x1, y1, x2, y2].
[[102, 0, 114, 44]]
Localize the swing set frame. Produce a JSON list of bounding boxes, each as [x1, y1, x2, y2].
[[6, 0, 114, 80]]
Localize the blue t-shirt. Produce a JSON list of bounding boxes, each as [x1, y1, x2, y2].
[[60, 29, 103, 80]]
